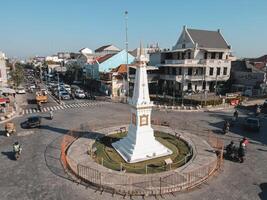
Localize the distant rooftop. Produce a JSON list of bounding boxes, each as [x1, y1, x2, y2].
[[187, 28, 230, 49], [95, 44, 121, 53]]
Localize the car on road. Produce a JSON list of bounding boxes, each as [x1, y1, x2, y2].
[[16, 87, 26, 94], [64, 84, 71, 93], [59, 91, 71, 100], [71, 85, 80, 92], [75, 89, 86, 99], [242, 117, 260, 132], [23, 116, 41, 128], [29, 84, 36, 89]]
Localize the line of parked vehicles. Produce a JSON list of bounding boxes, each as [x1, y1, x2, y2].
[[47, 81, 96, 101]]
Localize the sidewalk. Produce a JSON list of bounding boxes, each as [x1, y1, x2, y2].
[[0, 93, 28, 124]]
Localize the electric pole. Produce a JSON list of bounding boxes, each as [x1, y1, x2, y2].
[[125, 11, 129, 100]]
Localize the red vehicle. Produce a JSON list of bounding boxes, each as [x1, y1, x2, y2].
[[0, 97, 10, 104]]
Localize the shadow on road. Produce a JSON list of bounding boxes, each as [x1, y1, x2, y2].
[[1, 151, 15, 160], [27, 99, 36, 104]]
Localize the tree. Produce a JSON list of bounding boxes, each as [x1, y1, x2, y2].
[[64, 62, 83, 84], [10, 63, 24, 88]]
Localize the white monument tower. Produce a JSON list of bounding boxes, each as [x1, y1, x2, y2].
[[112, 45, 172, 163]]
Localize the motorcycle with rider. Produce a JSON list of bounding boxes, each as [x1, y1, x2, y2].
[[13, 142, 22, 160]]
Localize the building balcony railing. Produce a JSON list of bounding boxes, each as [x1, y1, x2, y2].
[[165, 59, 230, 66], [160, 74, 230, 82], [160, 74, 204, 82], [165, 59, 201, 65]]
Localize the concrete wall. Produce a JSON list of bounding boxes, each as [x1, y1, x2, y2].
[[232, 71, 266, 86], [149, 52, 161, 66]]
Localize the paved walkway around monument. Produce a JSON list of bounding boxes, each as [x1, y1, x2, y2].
[[66, 124, 220, 195]]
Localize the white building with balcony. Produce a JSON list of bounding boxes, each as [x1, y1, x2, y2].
[[154, 26, 232, 95], [0, 52, 8, 88]]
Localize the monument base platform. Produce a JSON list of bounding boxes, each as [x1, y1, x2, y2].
[[112, 127, 172, 163]]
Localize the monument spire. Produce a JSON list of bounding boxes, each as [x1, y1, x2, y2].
[[112, 40, 172, 163]]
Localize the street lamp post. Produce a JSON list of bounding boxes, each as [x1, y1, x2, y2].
[[181, 73, 185, 106], [57, 72, 61, 104], [124, 11, 129, 100], [213, 73, 218, 106]]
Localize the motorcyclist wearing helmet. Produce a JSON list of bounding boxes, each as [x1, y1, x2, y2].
[[13, 142, 22, 155], [225, 141, 235, 158], [49, 109, 53, 120], [238, 143, 246, 163], [233, 110, 238, 119]]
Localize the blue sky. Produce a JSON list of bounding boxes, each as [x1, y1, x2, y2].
[[0, 0, 266, 58]]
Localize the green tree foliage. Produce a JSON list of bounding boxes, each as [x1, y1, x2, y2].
[[10, 63, 24, 88], [64, 63, 83, 84]]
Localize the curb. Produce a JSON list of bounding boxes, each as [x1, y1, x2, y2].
[[154, 104, 235, 112]]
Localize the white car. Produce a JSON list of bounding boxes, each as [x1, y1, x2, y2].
[[64, 84, 71, 93], [75, 89, 86, 99], [29, 84, 36, 89], [16, 87, 26, 94]]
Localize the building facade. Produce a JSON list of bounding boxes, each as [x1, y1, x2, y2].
[[84, 49, 135, 80], [230, 60, 267, 96], [152, 26, 233, 95], [0, 52, 8, 88]]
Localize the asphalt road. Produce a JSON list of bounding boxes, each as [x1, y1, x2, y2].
[[0, 103, 267, 200]]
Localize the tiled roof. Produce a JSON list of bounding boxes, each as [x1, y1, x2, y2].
[[94, 54, 115, 64], [95, 45, 111, 52], [111, 64, 135, 73], [187, 29, 229, 49]]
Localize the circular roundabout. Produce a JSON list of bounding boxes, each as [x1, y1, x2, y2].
[[61, 124, 223, 196], [93, 130, 192, 174]]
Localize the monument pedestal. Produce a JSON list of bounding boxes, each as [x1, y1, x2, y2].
[[112, 125, 172, 163]]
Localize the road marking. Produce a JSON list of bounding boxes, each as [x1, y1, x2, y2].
[[43, 107, 47, 112], [59, 106, 64, 109], [50, 107, 54, 111], [17, 130, 35, 136]]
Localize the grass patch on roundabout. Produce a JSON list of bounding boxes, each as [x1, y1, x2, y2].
[[92, 131, 192, 174]]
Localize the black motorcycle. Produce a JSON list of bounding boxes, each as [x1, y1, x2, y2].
[[223, 123, 230, 134]]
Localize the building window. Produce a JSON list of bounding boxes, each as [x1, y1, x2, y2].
[[188, 82, 192, 90], [182, 53, 185, 59], [177, 68, 182, 75], [182, 44, 186, 48], [172, 68, 176, 75], [211, 52, 216, 59], [188, 52, 191, 59], [219, 52, 223, 59], [188, 68, 192, 75], [209, 67, 214, 76], [217, 67, 221, 76], [204, 52, 208, 59], [223, 67, 227, 75]]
